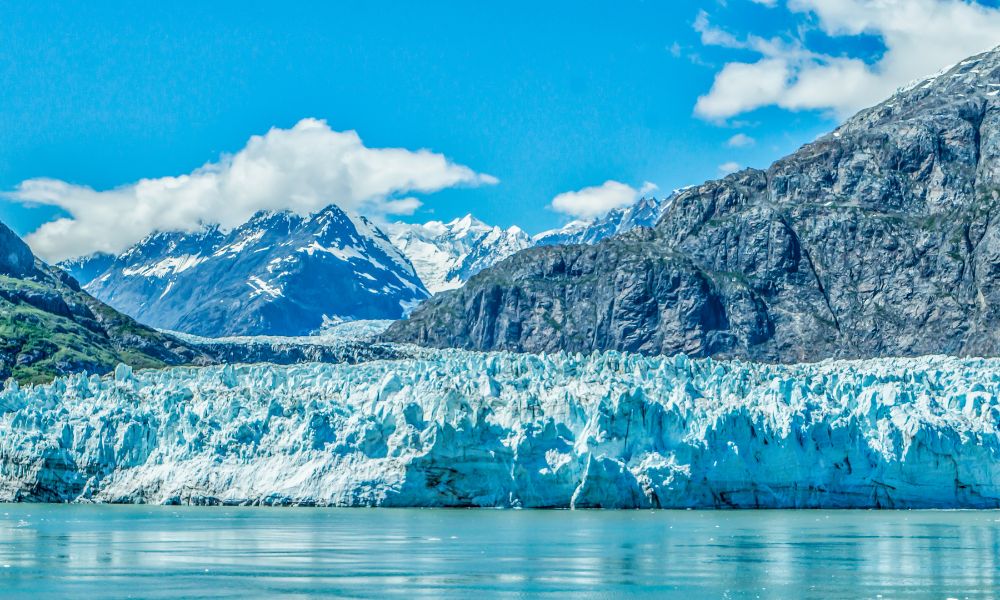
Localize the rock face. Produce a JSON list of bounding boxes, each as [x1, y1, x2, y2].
[[65, 205, 429, 337], [3, 351, 1000, 508], [388, 48, 1000, 362], [0, 222, 210, 384], [387, 215, 532, 293]]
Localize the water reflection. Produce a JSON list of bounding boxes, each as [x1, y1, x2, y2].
[[0, 506, 998, 598]]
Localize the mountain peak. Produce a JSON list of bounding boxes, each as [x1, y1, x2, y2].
[[0, 221, 38, 278], [71, 204, 429, 336], [388, 214, 531, 294]]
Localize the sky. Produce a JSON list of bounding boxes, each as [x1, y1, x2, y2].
[[2, 0, 1000, 261]]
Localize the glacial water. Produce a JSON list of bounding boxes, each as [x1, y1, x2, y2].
[[1, 506, 998, 599]]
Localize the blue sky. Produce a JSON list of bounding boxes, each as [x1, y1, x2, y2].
[[2, 0, 1000, 260]]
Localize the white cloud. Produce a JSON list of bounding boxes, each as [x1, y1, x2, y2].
[[550, 181, 657, 220], [694, 0, 1000, 120], [10, 118, 498, 262], [726, 133, 756, 148], [718, 161, 741, 176], [694, 10, 744, 48]]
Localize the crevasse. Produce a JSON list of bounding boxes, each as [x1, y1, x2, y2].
[[2, 351, 999, 508]]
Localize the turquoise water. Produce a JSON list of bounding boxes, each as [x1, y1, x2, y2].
[[1, 506, 998, 598]]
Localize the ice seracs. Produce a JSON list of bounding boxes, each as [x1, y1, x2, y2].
[[3, 350, 1000, 508]]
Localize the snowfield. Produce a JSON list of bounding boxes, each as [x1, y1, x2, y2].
[[2, 350, 1000, 508]]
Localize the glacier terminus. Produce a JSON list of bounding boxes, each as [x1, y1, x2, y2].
[[3, 350, 999, 509]]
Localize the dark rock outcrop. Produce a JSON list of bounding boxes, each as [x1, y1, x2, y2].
[[387, 48, 1000, 361]]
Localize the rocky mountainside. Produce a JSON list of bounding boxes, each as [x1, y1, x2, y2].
[[66, 205, 429, 337], [0, 221, 210, 383], [386, 215, 532, 293], [387, 47, 1000, 361], [532, 195, 670, 246]]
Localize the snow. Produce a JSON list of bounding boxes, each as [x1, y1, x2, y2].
[[3, 351, 1000, 508], [387, 215, 532, 294], [298, 240, 364, 262], [214, 229, 266, 257], [246, 275, 283, 299], [121, 254, 207, 278], [532, 195, 672, 247]]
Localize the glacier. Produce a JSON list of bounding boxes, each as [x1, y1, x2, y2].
[[2, 350, 1000, 508]]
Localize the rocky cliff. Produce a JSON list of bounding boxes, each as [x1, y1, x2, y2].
[[387, 48, 1000, 362]]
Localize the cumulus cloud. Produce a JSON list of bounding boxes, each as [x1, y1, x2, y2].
[[694, 0, 1000, 120], [726, 133, 756, 148], [10, 118, 498, 262], [550, 180, 658, 220]]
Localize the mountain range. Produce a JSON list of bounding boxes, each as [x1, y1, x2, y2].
[[531, 195, 671, 246], [386, 47, 1000, 362], [63, 198, 666, 336], [386, 215, 532, 293], [64, 205, 429, 337], [51, 47, 1000, 355]]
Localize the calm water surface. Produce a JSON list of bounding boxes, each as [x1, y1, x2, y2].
[[0, 505, 998, 599]]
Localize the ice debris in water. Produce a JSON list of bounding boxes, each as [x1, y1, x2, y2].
[[2, 350, 1000, 508]]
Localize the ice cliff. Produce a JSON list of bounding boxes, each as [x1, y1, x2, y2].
[[2, 351, 1000, 508]]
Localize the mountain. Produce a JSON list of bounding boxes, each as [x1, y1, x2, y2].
[[0, 221, 209, 383], [387, 204, 669, 294], [58, 252, 115, 286], [4, 350, 999, 508], [386, 215, 532, 293], [67, 205, 429, 337], [532, 195, 670, 246], [387, 47, 1000, 361]]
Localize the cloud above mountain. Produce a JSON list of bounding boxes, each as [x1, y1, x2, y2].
[[695, 0, 1000, 120], [10, 118, 497, 262], [550, 180, 658, 220]]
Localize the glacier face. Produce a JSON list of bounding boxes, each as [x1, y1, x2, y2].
[[2, 351, 1000, 508]]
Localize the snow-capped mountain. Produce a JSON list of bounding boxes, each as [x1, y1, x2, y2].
[[57, 251, 116, 286], [64, 205, 429, 337], [533, 195, 670, 246], [386, 214, 532, 293]]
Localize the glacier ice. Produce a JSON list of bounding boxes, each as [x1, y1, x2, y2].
[[2, 350, 1000, 508]]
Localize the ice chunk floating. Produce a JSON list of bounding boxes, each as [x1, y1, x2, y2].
[[2, 351, 1000, 508]]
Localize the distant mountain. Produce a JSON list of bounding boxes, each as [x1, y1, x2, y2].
[[66, 205, 429, 337], [532, 196, 670, 246], [386, 215, 532, 293], [387, 46, 1000, 362], [58, 252, 115, 286], [0, 221, 209, 383]]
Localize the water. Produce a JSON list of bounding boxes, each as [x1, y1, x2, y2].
[[1, 506, 998, 599]]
